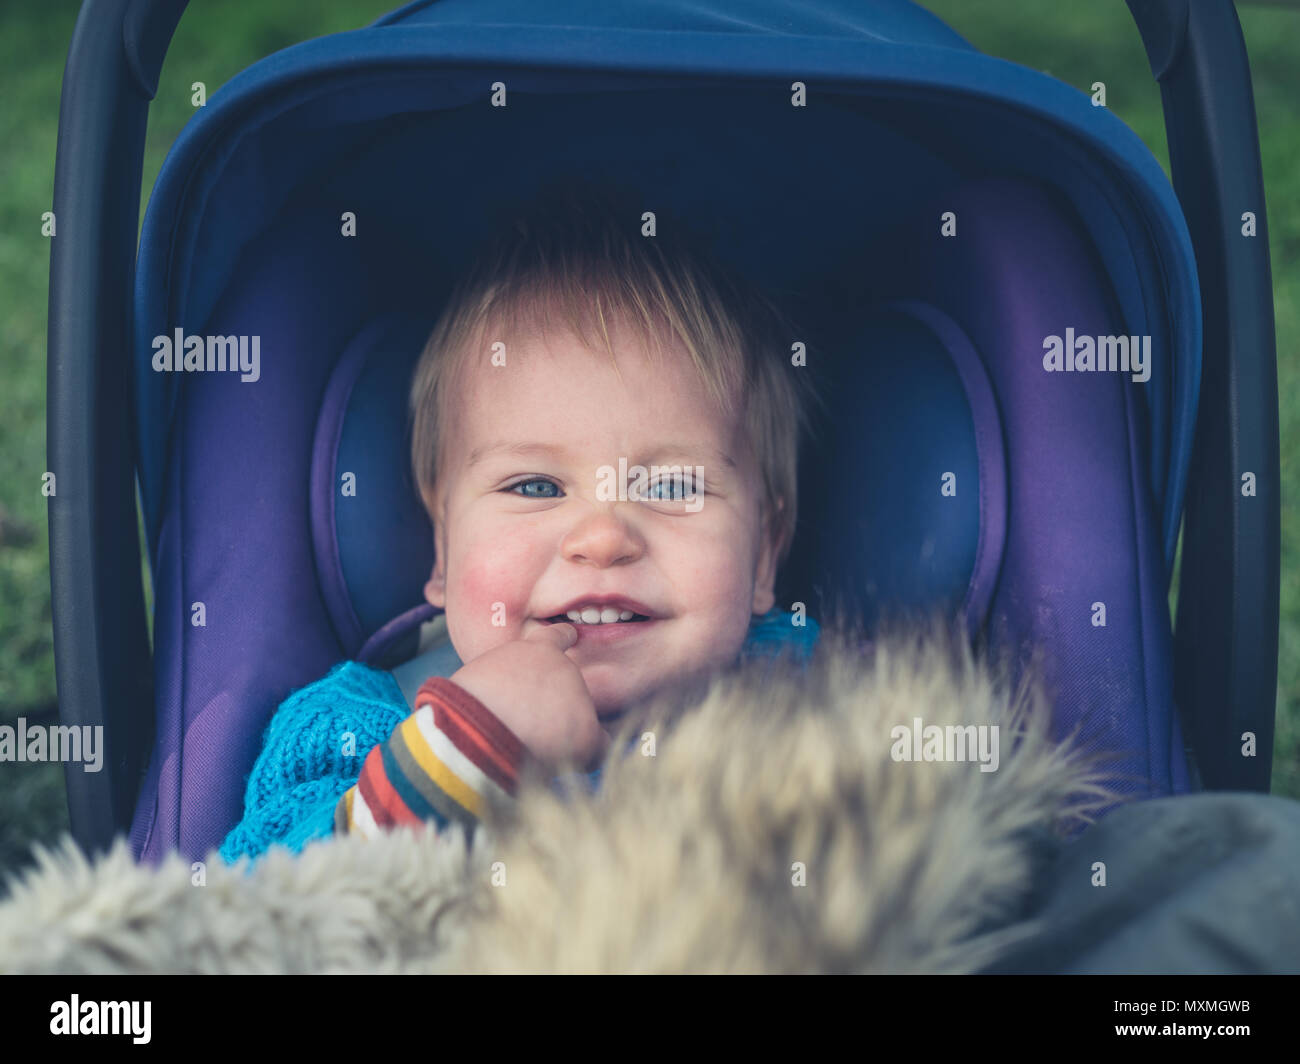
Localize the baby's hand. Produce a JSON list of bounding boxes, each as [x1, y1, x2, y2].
[[448, 623, 610, 773]]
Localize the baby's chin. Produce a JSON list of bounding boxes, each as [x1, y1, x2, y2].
[[580, 658, 725, 727]]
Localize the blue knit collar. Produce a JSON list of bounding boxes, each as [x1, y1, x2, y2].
[[741, 606, 820, 662]]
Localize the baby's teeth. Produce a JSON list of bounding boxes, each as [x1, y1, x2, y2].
[[564, 606, 640, 624]]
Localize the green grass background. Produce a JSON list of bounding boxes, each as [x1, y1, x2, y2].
[[1, 0, 1297, 883]]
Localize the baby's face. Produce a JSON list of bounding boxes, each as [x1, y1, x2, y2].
[[423, 315, 780, 723]]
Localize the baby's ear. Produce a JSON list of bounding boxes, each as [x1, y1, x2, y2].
[[424, 543, 447, 608], [423, 569, 446, 609], [423, 488, 448, 609], [752, 497, 785, 616]]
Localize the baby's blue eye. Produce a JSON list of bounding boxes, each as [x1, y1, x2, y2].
[[509, 478, 561, 498], [646, 473, 701, 500]]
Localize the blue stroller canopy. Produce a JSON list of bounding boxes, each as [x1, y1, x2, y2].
[[133, 0, 1201, 569]]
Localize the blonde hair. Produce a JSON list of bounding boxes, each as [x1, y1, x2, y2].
[[409, 181, 822, 566]]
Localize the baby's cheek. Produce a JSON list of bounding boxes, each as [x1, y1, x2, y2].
[[672, 531, 752, 606], [452, 539, 536, 628], [677, 530, 761, 652]]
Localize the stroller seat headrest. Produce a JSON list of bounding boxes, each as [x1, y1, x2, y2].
[[311, 311, 437, 656], [313, 302, 1006, 660], [786, 300, 1006, 635]]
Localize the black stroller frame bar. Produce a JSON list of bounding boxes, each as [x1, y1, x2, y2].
[[1125, 0, 1280, 795], [46, 0, 1280, 858]]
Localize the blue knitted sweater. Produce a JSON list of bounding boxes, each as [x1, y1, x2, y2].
[[219, 608, 819, 865]]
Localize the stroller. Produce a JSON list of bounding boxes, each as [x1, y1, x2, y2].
[[46, 0, 1279, 866]]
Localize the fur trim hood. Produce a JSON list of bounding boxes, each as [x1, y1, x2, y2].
[[0, 623, 1118, 974]]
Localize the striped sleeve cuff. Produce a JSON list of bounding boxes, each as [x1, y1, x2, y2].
[[334, 677, 530, 840]]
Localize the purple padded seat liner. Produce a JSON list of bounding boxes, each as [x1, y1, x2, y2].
[[873, 176, 1191, 798], [129, 217, 431, 865], [130, 175, 1187, 866]]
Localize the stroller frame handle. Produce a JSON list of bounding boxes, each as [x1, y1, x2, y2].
[[47, 0, 185, 861], [47, 0, 1281, 860], [1127, 0, 1280, 792]]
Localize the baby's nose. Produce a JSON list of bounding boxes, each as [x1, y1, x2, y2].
[[559, 508, 645, 567]]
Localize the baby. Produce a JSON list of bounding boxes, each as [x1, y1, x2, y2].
[[220, 184, 821, 861]]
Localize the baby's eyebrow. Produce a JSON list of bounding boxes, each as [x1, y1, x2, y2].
[[466, 441, 571, 467], [465, 441, 736, 470], [640, 449, 737, 471]]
